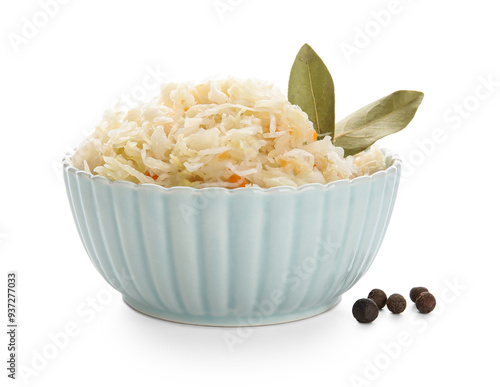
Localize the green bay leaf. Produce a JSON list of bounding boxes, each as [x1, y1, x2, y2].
[[334, 90, 424, 156], [288, 44, 335, 136]]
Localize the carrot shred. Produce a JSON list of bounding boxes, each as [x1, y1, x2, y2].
[[225, 173, 247, 187], [279, 159, 300, 174], [145, 171, 159, 180], [278, 159, 290, 168], [218, 151, 230, 160], [226, 173, 241, 183]]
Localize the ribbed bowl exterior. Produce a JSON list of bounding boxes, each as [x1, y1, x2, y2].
[[63, 152, 401, 326]]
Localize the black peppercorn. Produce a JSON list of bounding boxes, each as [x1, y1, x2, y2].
[[368, 289, 387, 309], [410, 287, 429, 303], [415, 292, 436, 314], [352, 298, 379, 323], [387, 294, 406, 314]]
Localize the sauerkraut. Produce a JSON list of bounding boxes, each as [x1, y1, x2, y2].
[[70, 78, 386, 188]]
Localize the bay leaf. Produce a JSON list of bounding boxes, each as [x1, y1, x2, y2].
[[334, 90, 424, 156], [288, 44, 335, 136]]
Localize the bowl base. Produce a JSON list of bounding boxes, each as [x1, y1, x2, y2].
[[122, 296, 342, 327]]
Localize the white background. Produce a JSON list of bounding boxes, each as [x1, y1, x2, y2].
[[1, 0, 499, 386]]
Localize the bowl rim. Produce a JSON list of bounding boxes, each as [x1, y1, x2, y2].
[[62, 148, 401, 194]]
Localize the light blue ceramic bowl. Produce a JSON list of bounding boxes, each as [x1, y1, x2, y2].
[[63, 150, 401, 326]]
